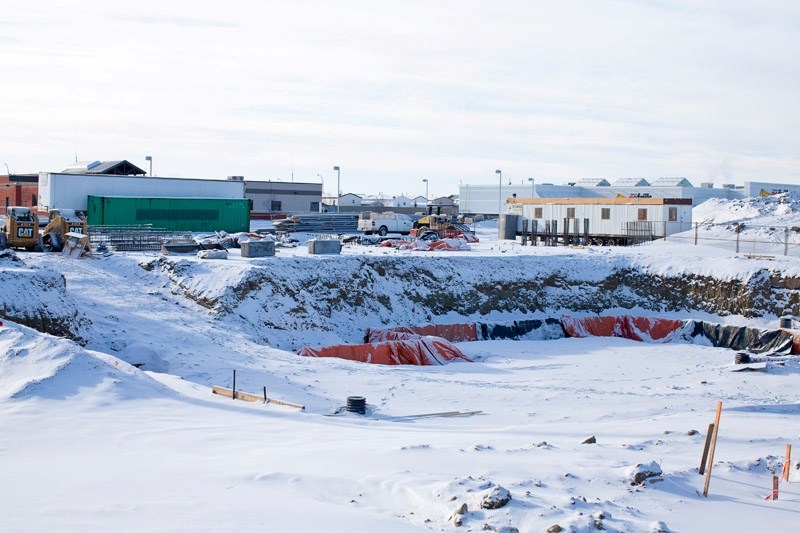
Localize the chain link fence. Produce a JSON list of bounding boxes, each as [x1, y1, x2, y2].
[[662, 223, 800, 257]]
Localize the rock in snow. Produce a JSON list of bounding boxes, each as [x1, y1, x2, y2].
[[481, 485, 512, 509], [626, 461, 663, 485]]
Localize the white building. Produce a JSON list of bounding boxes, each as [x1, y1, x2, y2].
[[411, 196, 427, 208], [507, 197, 693, 244], [391, 195, 412, 208], [40, 170, 245, 212], [339, 193, 363, 207]]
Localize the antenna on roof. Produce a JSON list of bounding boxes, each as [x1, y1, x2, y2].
[[74, 131, 78, 162]]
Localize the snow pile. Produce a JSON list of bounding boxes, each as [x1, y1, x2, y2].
[[687, 192, 800, 253], [694, 192, 800, 228], [0, 321, 168, 401]]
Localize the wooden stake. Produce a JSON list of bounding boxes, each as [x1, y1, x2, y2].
[[232, 369, 236, 401], [765, 475, 779, 500], [784, 444, 792, 482], [699, 423, 715, 475], [263, 386, 267, 404], [702, 401, 723, 497]]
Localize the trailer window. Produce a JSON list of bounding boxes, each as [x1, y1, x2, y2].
[[668, 207, 677, 221], [601, 208, 610, 220], [270, 200, 282, 211], [534, 207, 542, 219], [637, 208, 648, 221], [566, 207, 576, 219]]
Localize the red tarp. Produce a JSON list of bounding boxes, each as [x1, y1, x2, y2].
[[297, 335, 473, 366], [378, 238, 472, 251], [782, 329, 800, 354], [561, 315, 685, 342], [365, 324, 479, 343]]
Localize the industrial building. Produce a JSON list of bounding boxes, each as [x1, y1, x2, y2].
[[459, 179, 800, 215], [39, 169, 245, 212], [506, 197, 693, 245]]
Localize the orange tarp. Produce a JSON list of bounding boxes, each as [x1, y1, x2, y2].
[[561, 315, 685, 342], [365, 324, 479, 343], [297, 335, 473, 366]]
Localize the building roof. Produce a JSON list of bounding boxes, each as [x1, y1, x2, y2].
[[63, 160, 146, 176], [575, 178, 611, 186], [612, 177, 650, 187], [650, 177, 693, 187], [508, 197, 692, 206]]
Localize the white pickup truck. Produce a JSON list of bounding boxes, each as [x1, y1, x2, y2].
[[357, 211, 413, 236]]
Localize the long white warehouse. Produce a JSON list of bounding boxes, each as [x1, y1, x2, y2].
[[507, 197, 693, 245], [39, 172, 245, 211]]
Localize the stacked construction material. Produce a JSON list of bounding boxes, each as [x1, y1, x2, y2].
[[273, 213, 359, 233]]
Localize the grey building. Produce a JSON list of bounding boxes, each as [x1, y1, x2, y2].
[[245, 180, 322, 216]]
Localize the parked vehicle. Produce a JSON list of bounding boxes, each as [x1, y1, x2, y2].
[[0, 206, 42, 251], [357, 212, 413, 236], [41, 209, 88, 252]]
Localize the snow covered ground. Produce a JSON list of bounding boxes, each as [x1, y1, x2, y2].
[[2, 199, 800, 532]]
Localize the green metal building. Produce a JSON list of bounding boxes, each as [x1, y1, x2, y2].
[[87, 196, 251, 233]]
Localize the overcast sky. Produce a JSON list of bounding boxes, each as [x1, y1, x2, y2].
[[2, 0, 798, 198]]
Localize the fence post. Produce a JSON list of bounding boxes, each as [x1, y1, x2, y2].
[[736, 231, 740, 254], [694, 223, 698, 246], [785, 227, 789, 256]]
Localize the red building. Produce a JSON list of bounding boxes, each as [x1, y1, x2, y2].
[[0, 174, 39, 210]]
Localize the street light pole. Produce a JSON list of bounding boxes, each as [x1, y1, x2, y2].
[[3, 162, 10, 176], [422, 178, 429, 203], [333, 166, 340, 213], [528, 177, 535, 198], [495, 169, 502, 215], [145, 155, 152, 176], [316, 174, 325, 213]]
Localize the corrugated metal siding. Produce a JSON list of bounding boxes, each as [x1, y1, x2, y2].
[[87, 196, 250, 233], [40, 173, 245, 211]]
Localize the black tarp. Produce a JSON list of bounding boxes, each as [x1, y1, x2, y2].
[[686, 320, 795, 354], [479, 318, 565, 340]]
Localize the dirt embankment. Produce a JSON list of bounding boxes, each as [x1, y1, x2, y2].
[[151, 255, 800, 344], [0, 252, 91, 343]]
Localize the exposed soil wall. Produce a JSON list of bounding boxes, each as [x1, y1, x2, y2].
[[0, 252, 91, 343], [151, 255, 799, 345]]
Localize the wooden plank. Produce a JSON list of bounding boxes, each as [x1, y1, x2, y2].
[[702, 401, 723, 497], [212, 386, 305, 410], [396, 410, 483, 419]]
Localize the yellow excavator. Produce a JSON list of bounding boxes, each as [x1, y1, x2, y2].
[[412, 205, 478, 242], [0, 206, 42, 251], [41, 209, 88, 252]]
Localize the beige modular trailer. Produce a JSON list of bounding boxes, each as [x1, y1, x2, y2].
[[507, 197, 693, 245]]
